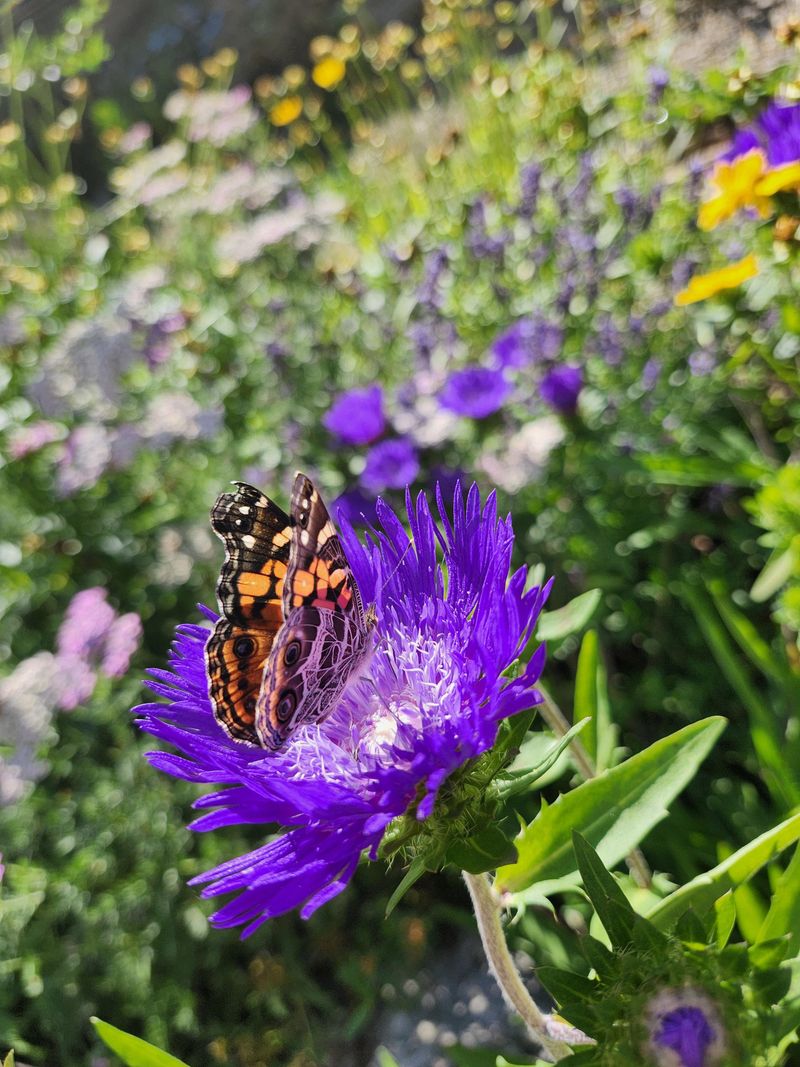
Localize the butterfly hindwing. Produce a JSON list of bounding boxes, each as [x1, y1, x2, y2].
[[255, 473, 373, 750], [205, 482, 292, 744]]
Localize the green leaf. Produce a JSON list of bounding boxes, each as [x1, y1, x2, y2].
[[537, 590, 602, 643], [582, 936, 616, 980], [758, 842, 800, 953], [750, 546, 796, 603], [535, 969, 598, 1034], [714, 892, 737, 949], [638, 453, 769, 487], [446, 825, 518, 875], [445, 1047, 501, 1067], [3, 1053, 14, 1067], [681, 584, 799, 810], [574, 631, 599, 765], [385, 856, 428, 918], [495, 718, 725, 897], [647, 811, 800, 930], [497, 720, 588, 798], [707, 581, 794, 685], [91, 1019, 190, 1067], [572, 832, 636, 950], [376, 1048, 401, 1067]]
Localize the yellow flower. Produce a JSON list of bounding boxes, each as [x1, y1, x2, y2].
[[269, 95, 303, 126], [755, 161, 800, 196], [312, 57, 346, 90], [675, 254, 758, 306], [697, 150, 772, 230]]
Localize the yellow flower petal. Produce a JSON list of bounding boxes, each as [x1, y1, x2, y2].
[[755, 161, 800, 196], [269, 95, 303, 126], [697, 150, 771, 230], [675, 254, 758, 306], [312, 56, 346, 90]]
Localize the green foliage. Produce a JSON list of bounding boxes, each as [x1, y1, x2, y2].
[[92, 1019, 190, 1067], [3, 0, 800, 1064]]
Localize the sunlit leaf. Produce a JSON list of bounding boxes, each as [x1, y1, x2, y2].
[[91, 1019, 190, 1067]]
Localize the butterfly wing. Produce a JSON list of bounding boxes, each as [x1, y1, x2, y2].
[[206, 482, 292, 744], [255, 473, 371, 750]]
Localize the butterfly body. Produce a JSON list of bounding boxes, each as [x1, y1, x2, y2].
[[206, 473, 376, 750]]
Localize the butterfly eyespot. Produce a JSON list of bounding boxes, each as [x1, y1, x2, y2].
[[276, 690, 296, 723], [235, 515, 253, 534], [284, 640, 301, 666], [233, 636, 256, 658]]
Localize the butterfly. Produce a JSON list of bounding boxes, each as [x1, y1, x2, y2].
[[205, 473, 376, 750]]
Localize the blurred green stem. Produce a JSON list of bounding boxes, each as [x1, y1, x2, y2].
[[462, 871, 572, 1061]]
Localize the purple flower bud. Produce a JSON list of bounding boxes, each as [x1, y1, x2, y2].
[[323, 385, 386, 446], [360, 437, 419, 492], [332, 488, 379, 527], [539, 365, 582, 414], [645, 988, 725, 1067], [647, 65, 669, 103], [439, 366, 511, 419]]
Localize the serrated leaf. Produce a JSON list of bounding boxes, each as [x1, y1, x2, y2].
[[758, 842, 800, 953], [647, 811, 800, 930], [573, 833, 636, 950], [91, 1019, 190, 1067], [495, 718, 725, 897], [446, 825, 518, 875], [537, 590, 602, 642]]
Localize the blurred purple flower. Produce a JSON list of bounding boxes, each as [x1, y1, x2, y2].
[[333, 488, 379, 527], [647, 65, 669, 103], [8, 421, 63, 460], [492, 317, 563, 370], [467, 197, 507, 259], [323, 385, 385, 446], [721, 101, 800, 166], [688, 350, 716, 377], [518, 162, 542, 216], [416, 246, 449, 311], [439, 366, 511, 419], [361, 438, 419, 492], [164, 86, 258, 146], [56, 588, 142, 709], [135, 482, 551, 931], [641, 358, 661, 391], [646, 988, 725, 1067], [539, 365, 582, 414], [655, 1007, 715, 1067], [56, 424, 114, 496], [595, 315, 624, 366]]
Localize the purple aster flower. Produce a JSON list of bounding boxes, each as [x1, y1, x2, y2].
[[439, 366, 511, 419], [135, 483, 551, 933], [360, 437, 419, 492], [323, 385, 386, 446], [539, 365, 582, 414]]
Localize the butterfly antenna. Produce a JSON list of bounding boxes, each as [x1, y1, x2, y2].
[[373, 537, 415, 604]]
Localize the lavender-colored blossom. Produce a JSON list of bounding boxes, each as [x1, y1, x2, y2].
[[0, 652, 62, 806], [163, 86, 258, 146], [416, 246, 449, 311], [467, 197, 508, 259], [55, 587, 142, 709], [647, 65, 670, 103], [117, 121, 152, 155], [492, 321, 535, 370], [439, 366, 511, 419], [641, 359, 661, 391], [135, 483, 551, 932], [323, 385, 385, 446], [56, 424, 114, 496], [518, 162, 542, 216], [595, 315, 624, 366], [688, 349, 716, 377], [8, 421, 63, 460], [539, 365, 583, 414], [360, 437, 420, 492]]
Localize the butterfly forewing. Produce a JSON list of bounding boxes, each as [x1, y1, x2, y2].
[[255, 472, 374, 750], [205, 482, 292, 744]]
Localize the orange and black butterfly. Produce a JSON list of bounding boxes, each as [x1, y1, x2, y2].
[[205, 482, 292, 744], [206, 475, 376, 749]]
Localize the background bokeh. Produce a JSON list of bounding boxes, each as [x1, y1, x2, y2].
[[2, 0, 800, 1064]]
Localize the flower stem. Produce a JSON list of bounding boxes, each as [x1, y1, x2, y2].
[[462, 871, 572, 1062]]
